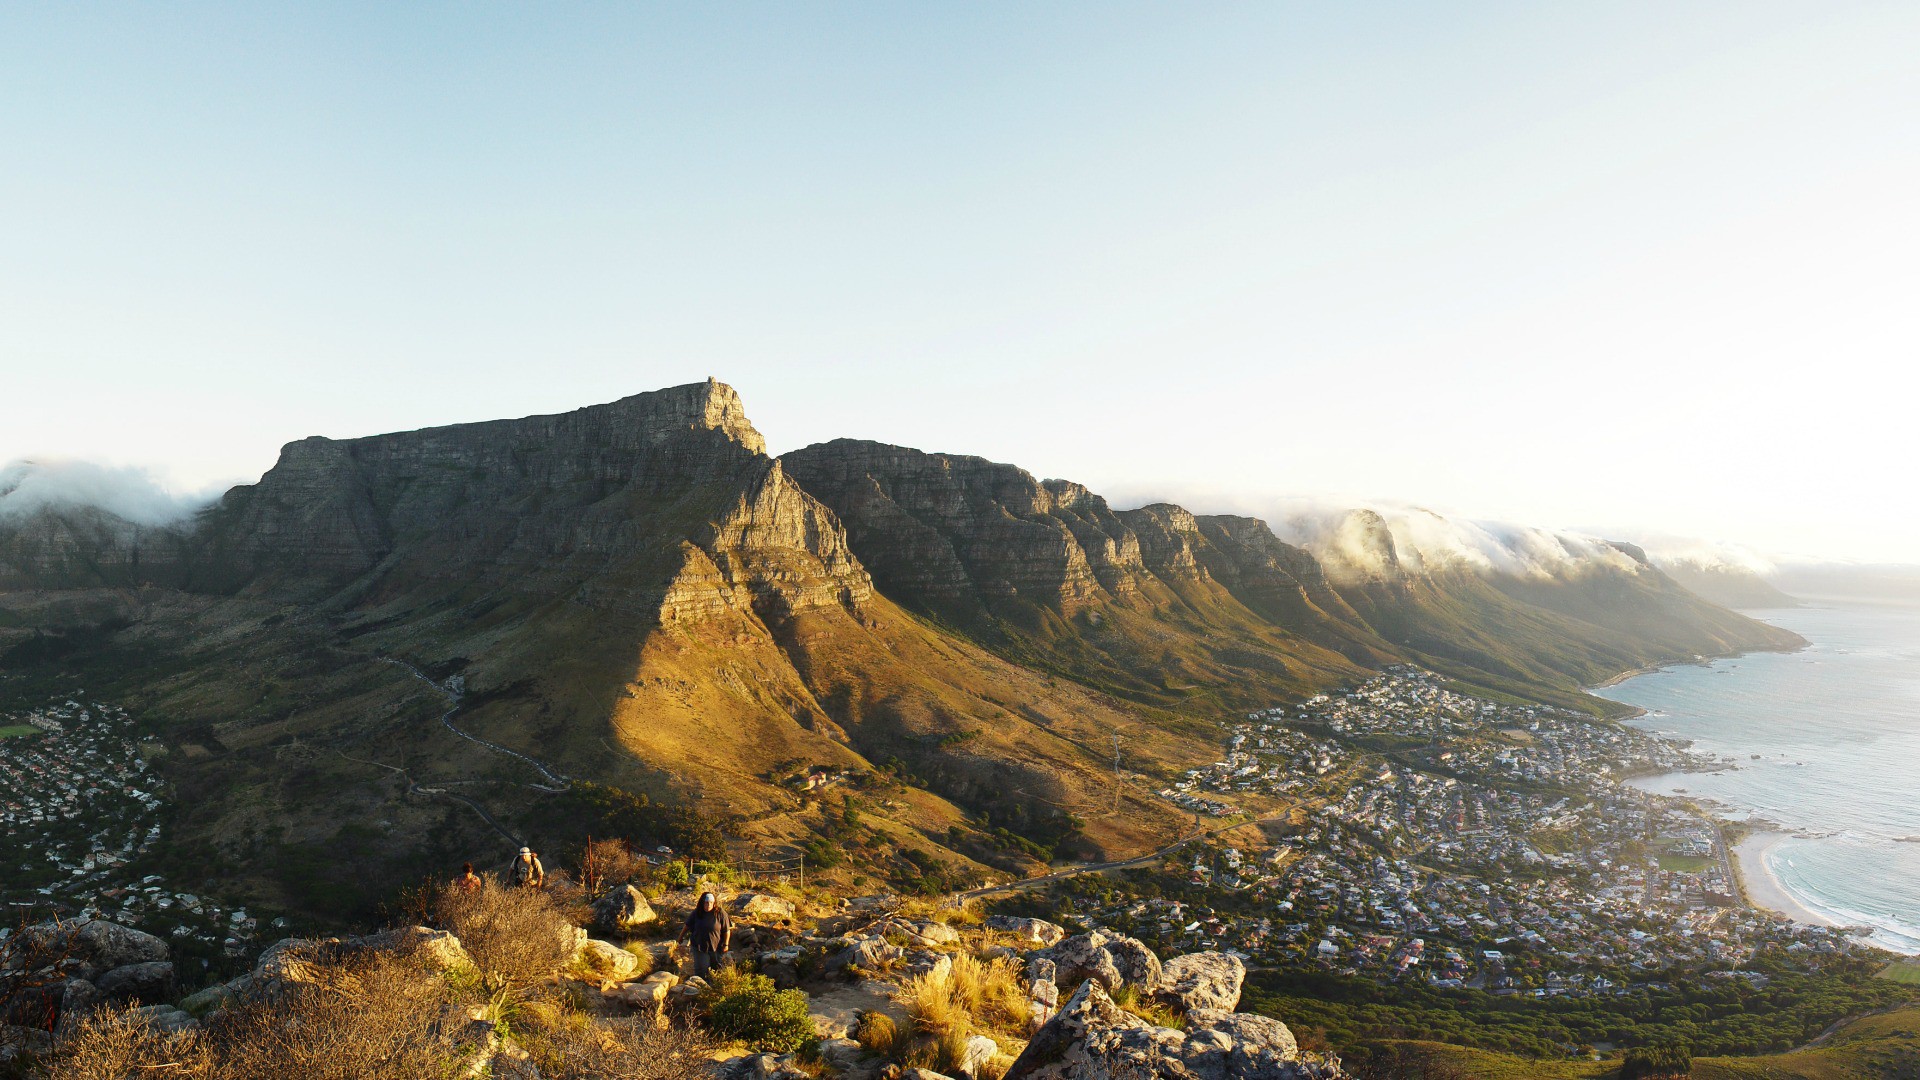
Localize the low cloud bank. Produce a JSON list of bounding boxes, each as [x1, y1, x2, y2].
[[1597, 531, 1778, 576], [1270, 501, 1644, 581], [0, 459, 220, 527]]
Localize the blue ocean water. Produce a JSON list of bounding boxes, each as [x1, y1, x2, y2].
[[1602, 602, 1920, 955]]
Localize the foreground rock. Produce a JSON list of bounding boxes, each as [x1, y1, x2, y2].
[[17, 919, 170, 982], [984, 915, 1067, 947], [1157, 951, 1245, 1013], [1031, 930, 1161, 996], [94, 961, 176, 1006], [595, 884, 659, 934], [1004, 981, 1342, 1080]]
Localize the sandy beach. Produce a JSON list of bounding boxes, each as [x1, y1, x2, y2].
[[1734, 831, 1839, 928]]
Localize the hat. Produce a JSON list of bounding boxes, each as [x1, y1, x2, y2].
[[519, 847, 532, 855]]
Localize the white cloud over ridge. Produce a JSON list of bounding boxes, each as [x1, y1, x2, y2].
[[1270, 500, 1645, 582], [0, 459, 219, 526]]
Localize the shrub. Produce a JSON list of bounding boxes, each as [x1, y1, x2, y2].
[[516, 999, 718, 1080], [1622, 1042, 1693, 1079], [704, 971, 817, 1054], [854, 1010, 900, 1056], [44, 1004, 212, 1079], [49, 949, 456, 1080], [433, 878, 574, 992]]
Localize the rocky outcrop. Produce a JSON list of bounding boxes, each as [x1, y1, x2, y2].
[[1004, 981, 1342, 1080], [17, 919, 170, 983], [93, 961, 175, 1006], [595, 885, 659, 934], [1031, 930, 1161, 997], [984, 915, 1066, 947], [1157, 952, 1244, 1013]]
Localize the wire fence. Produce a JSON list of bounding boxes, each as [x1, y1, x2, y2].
[[738, 853, 806, 888]]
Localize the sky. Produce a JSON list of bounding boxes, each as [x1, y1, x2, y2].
[[2, 2, 1916, 562]]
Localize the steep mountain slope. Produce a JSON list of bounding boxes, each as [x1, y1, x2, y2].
[[784, 444, 1802, 719], [1311, 511, 1804, 709], [1659, 559, 1801, 609], [0, 383, 1209, 917], [781, 440, 1392, 711]]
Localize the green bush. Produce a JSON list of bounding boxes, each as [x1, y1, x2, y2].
[[706, 972, 817, 1053], [1622, 1042, 1691, 1079]]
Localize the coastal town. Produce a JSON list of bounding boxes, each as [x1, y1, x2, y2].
[[1123, 667, 1877, 994], [0, 668, 1886, 1006]]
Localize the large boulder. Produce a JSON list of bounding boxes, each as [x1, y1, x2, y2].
[[595, 885, 659, 934], [1157, 952, 1245, 1013], [826, 938, 903, 975], [357, 926, 474, 973], [1003, 981, 1340, 1080], [985, 915, 1066, 947], [732, 893, 797, 922], [95, 961, 176, 1005], [1030, 930, 1159, 995], [20, 919, 169, 981], [575, 938, 643, 981]]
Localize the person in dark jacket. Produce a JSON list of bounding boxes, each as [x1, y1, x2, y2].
[[678, 891, 731, 979]]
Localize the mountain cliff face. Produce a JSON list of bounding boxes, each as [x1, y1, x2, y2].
[[0, 383, 1213, 919], [782, 440, 1388, 708], [784, 446, 1802, 716]]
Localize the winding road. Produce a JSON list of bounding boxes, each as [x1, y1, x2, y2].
[[382, 658, 572, 789]]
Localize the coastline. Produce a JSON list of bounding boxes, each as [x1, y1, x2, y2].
[[1733, 831, 1837, 929]]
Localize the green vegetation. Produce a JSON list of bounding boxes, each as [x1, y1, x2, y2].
[[1621, 1042, 1692, 1078], [1657, 853, 1715, 874], [1878, 959, 1920, 985], [703, 970, 817, 1053], [0, 724, 41, 739], [1244, 954, 1916, 1062]]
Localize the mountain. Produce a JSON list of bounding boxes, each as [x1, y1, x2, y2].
[[781, 440, 1394, 712], [1654, 558, 1800, 610], [0, 380, 1802, 919], [783, 446, 1803, 718]]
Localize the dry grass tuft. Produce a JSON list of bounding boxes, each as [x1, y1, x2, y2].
[[854, 1010, 900, 1057], [948, 953, 1027, 1032], [516, 996, 718, 1080]]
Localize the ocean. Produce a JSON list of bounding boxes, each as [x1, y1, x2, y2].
[[1603, 602, 1920, 955]]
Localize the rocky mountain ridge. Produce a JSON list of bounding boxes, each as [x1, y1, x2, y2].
[[0, 379, 1802, 920]]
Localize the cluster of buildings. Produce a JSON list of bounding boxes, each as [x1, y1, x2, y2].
[[1133, 667, 1876, 994], [0, 694, 273, 971]]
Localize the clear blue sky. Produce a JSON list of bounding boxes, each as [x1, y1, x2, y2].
[[3, 3, 1916, 560]]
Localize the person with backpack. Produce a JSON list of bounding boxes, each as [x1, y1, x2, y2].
[[509, 846, 545, 888], [678, 891, 731, 979]]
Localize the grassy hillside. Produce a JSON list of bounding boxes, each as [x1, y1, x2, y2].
[[1371, 1004, 1920, 1078]]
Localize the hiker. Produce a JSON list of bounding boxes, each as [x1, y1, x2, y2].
[[678, 891, 731, 979], [509, 846, 545, 889], [455, 862, 482, 891]]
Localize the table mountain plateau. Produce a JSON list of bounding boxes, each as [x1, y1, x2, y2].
[[0, 379, 1799, 920]]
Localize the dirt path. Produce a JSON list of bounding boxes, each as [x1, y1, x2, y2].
[[383, 658, 572, 789]]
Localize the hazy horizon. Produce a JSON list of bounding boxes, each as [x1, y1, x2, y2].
[[5, 4, 1917, 562]]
